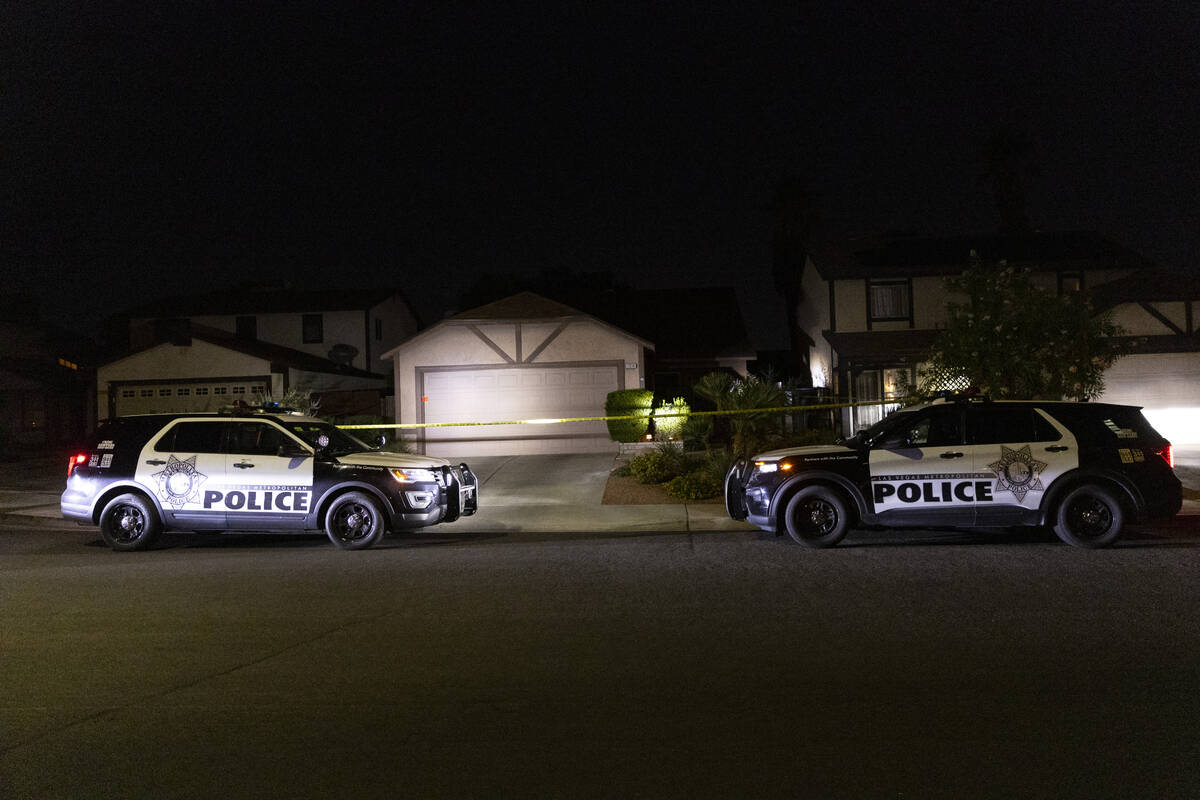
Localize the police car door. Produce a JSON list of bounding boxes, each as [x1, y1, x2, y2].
[[136, 419, 228, 529], [222, 421, 315, 530], [867, 405, 979, 526], [969, 405, 1078, 525]]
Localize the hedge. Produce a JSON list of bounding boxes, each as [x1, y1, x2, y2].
[[604, 389, 654, 443]]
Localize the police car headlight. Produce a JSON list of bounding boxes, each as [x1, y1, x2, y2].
[[754, 461, 778, 474], [390, 468, 438, 483]]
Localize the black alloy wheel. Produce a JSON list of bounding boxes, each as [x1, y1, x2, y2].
[[98, 493, 162, 552], [1054, 485, 1124, 549], [324, 492, 386, 550], [783, 486, 851, 548]]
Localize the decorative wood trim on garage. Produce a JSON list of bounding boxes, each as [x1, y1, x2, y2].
[[466, 324, 516, 364]]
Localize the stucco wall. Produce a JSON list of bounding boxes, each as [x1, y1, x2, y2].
[[387, 320, 646, 426]]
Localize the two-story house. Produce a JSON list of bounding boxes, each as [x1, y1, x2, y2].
[[797, 231, 1200, 444], [97, 285, 418, 420]]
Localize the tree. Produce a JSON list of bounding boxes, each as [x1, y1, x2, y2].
[[914, 256, 1126, 401]]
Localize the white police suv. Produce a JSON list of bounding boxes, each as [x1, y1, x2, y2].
[[62, 412, 478, 550], [726, 397, 1181, 549]]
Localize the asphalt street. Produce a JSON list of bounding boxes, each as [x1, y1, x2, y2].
[[3, 451, 1200, 798], [4, 515, 1200, 798]]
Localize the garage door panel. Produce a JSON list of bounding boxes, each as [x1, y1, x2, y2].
[[422, 365, 621, 457]]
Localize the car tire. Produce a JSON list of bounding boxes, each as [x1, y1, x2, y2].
[[98, 493, 162, 552], [1053, 484, 1124, 549], [783, 486, 851, 548], [324, 492, 386, 550]]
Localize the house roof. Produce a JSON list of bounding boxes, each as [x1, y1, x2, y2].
[[125, 285, 409, 319], [107, 323, 384, 379], [450, 291, 586, 321], [587, 288, 756, 359], [823, 329, 940, 369], [1088, 268, 1200, 312], [812, 230, 1153, 281], [382, 291, 654, 358]]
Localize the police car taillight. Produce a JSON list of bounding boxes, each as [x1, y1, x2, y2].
[[1154, 444, 1174, 469], [67, 453, 87, 477]]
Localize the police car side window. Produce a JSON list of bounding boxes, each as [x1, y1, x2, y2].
[[884, 409, 962, 448], [228, 422, 293, 456], [155, 422, 225, 453], [971, 407, 1062, 445]]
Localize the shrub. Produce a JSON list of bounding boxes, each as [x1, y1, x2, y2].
[[611, 461, 633, 477], [629, 442, 686, 484], [680, 415, 712, 451], [605, 389, 654, 443], [665, 469, 723, 501], [653, 396, 690, 440]]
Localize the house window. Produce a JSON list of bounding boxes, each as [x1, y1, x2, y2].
[[213, 387, 228, 396], [302, 313, 324, 344], [232, 386, 246, 395], [1058, 271, 1084, 294], [159, 389, 172, 397], [195, 387, 209, 396], [236, 315, 257, 339], [140, 389, 154, 398], [178, 388, 191, 396], [869, 280, 911, 321], [121, 389, 135, 398], [375, 318, 383, 341]]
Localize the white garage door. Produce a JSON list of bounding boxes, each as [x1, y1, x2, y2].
[[113, 380, 268, 417], [421, 365, 621, 457], [1099, 353, 1200, 444]]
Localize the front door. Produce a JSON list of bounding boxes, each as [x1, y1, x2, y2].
[[867, 405, 980, 526], [222, 421, 315, 530]]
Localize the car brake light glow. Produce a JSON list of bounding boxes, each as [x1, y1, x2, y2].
[[67, 453, 87, 477], [1154, 444, 1174, 469]]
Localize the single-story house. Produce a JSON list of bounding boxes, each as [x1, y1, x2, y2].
[[381, 292, 653, 457], [97, 323, 386, 420]]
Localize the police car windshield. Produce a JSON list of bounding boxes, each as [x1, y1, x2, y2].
[[282, 422, 371, 456], [847, 408, 914, 446]]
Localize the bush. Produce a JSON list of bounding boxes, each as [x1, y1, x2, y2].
[[611, 461, 633, 477], [605, 389, 654, 443], [629, 442, 687, 484], [665, 470, 723, 501], [653, 396, 690, 440]]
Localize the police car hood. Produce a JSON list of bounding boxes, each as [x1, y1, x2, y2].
[[754, 444, 857, 461], [334, 451, 454, 469]]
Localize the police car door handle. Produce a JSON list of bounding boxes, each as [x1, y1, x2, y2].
[[233, 461, 256, 469], [939, 451, 965, 459], [1045, 445, 1069, 452], [145, 459, 166, 466]]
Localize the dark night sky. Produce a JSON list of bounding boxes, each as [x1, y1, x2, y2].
[[3, 2, 1197, 347]]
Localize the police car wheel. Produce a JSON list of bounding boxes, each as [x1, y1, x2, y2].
[[1053, 485, 1124, 549], [98, 493, 162, 552], [324, 492, 386, 550], [783, 486, 850, 548]]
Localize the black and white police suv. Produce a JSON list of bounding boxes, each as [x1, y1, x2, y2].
[[726, 397, 1181, 549], [61, 412, 478, 551]]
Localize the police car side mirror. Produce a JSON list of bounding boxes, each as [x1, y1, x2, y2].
[[372, 434, 387, 448]]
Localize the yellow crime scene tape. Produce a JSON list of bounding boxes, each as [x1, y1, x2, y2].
[[339, 399, 892, 431]]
